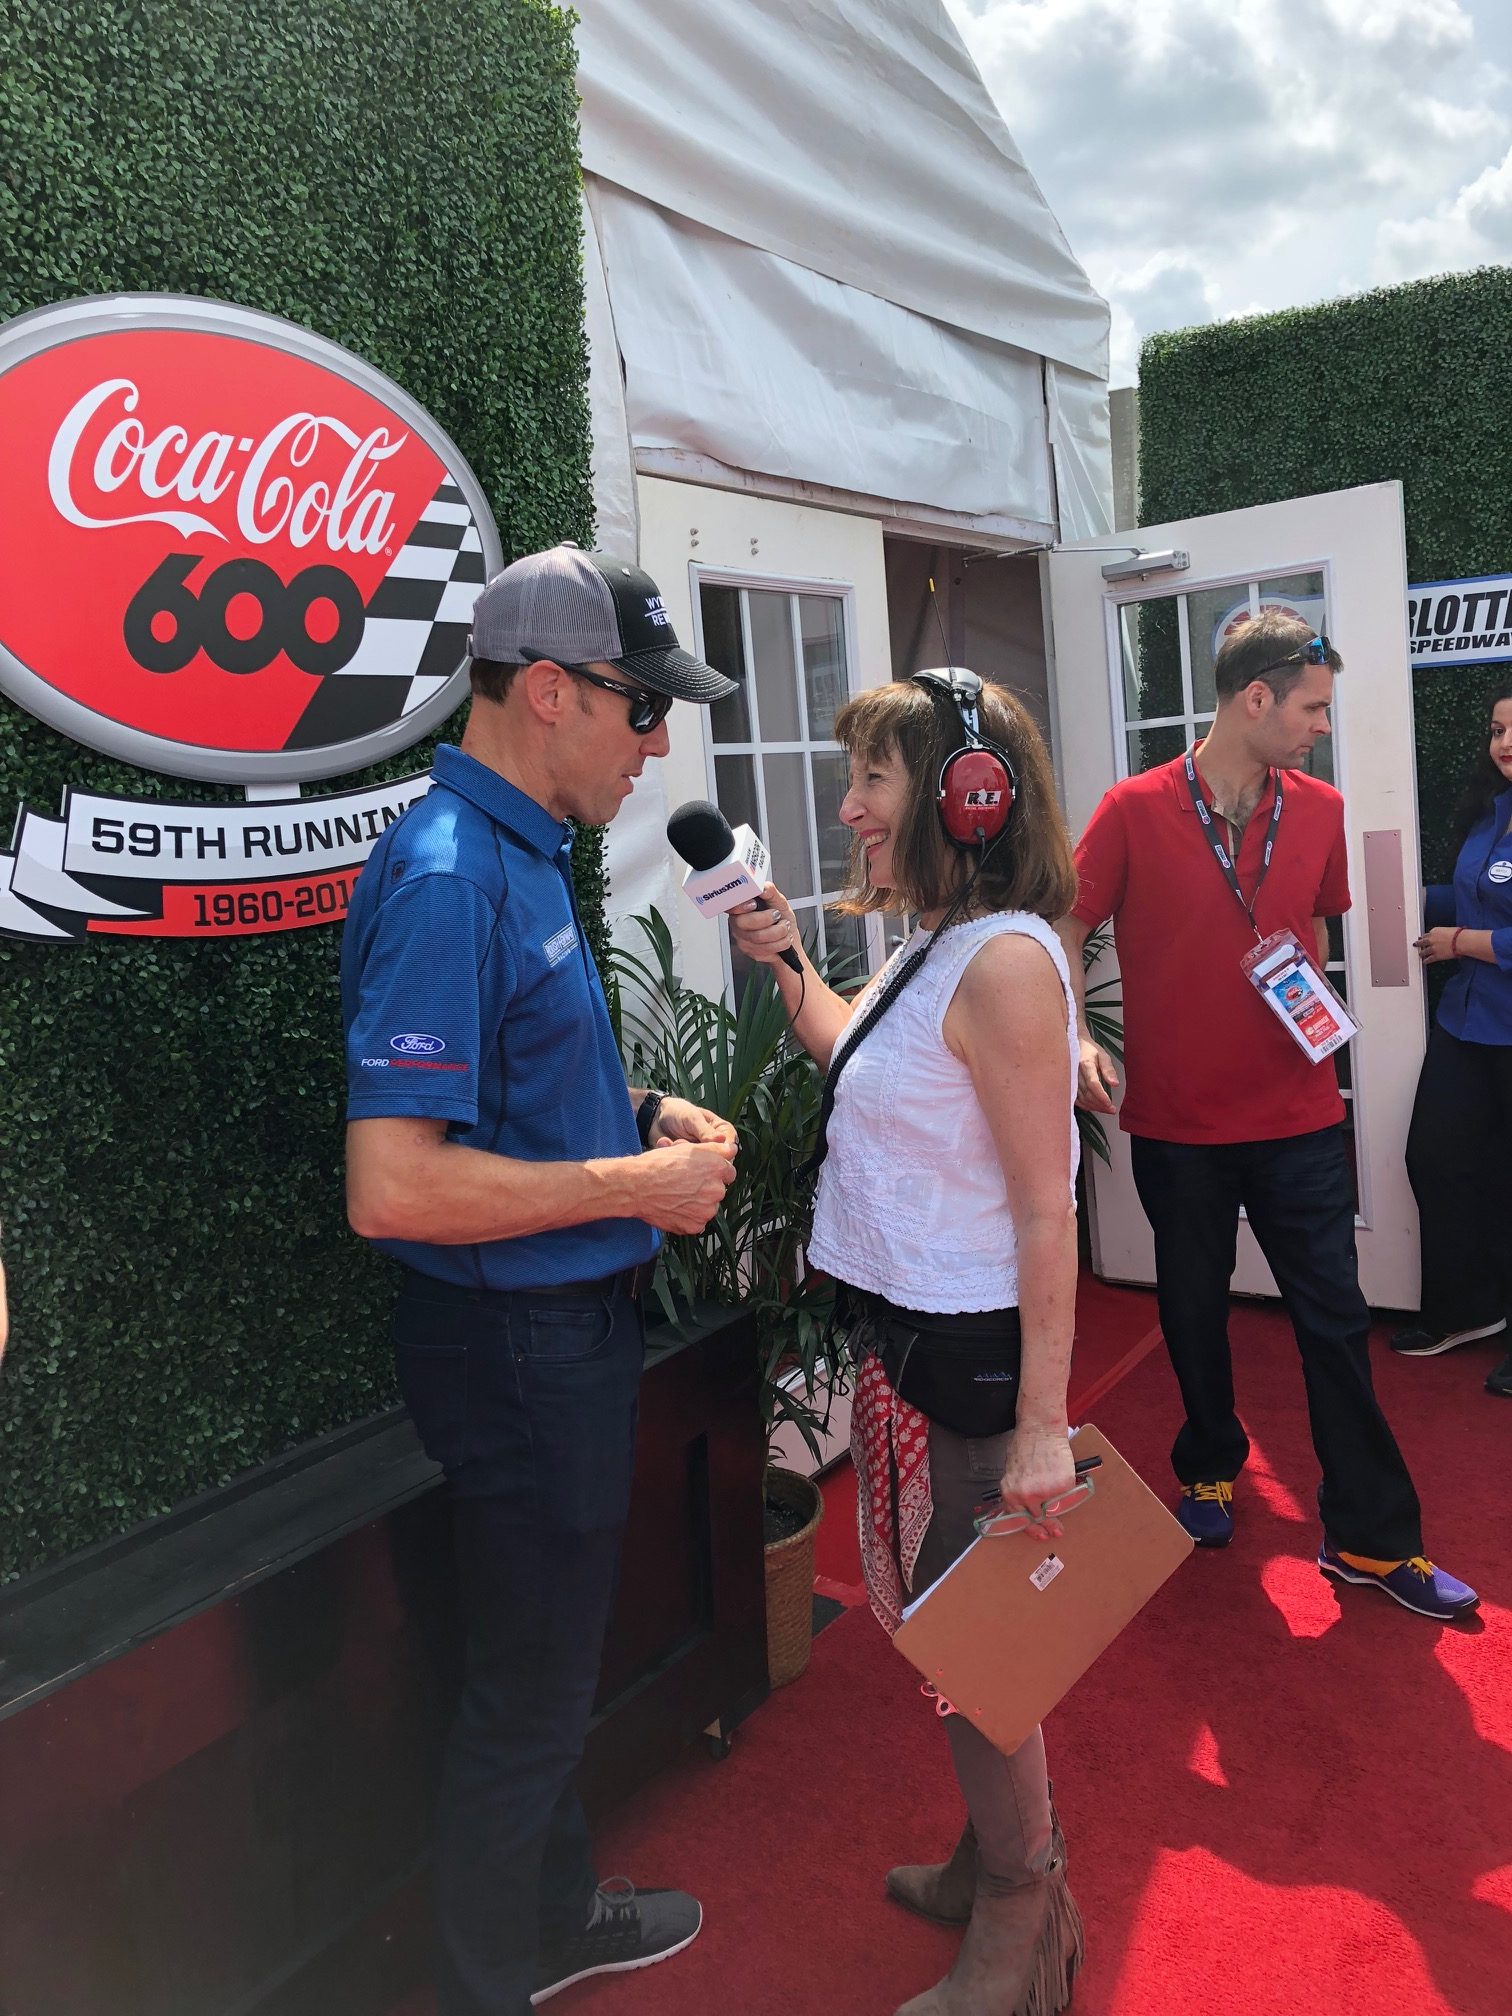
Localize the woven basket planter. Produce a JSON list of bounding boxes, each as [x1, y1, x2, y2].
[[763, 1465, 825, 1689]]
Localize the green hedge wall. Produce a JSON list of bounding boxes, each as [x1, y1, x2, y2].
[[1139, 267, 1512, 882], [0, 0, 599, 1579]]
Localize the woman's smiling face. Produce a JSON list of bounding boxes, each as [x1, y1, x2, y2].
[[839, 742, 911, 894]]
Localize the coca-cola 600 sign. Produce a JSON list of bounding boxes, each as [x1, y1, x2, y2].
[[0, 295, 502, 941]]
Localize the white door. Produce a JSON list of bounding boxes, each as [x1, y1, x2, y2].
[[1047, 482, 1425, 1310]]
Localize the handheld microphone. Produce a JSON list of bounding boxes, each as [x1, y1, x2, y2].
[[666, 800, 803, 975]]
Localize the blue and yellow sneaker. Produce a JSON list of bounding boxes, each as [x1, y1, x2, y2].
[[1318, 1544, 1479, 1620], [1177, 1480, 1234, 1547]]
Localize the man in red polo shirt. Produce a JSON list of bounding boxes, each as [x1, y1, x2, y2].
[[1057, 611, 1476, 1620]]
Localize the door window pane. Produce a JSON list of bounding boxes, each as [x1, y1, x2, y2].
[[702, 584, 750, 742], [811, 749, 852, 890], [1127, 723, 1187, 774], [1258, 573, 1333, 785], [823, 906, 867, 984], [748, 590, 801, 740], [1189, 583, 1251, 715], [1303, 732, 1335, 787], [800, 595, 846, 739], [714, 754, 760, 840], [764, 752, 816, 898], [701, 577, 868, 996], [1122, 598, 1182, 720], [1258, 573, 1326, 630]]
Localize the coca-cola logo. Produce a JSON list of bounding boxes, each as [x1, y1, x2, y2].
[[0, 296, 502, 784]]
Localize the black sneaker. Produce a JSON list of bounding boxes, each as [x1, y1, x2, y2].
[[1389, 1318, 1506, 1357], [532, 1879, 702, 2005], [1487, 1353, 1512, 1398]]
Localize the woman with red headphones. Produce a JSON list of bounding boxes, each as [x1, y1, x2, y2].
[[730, 671, 1085, 2016]]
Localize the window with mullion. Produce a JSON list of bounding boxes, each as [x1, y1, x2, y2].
[[698, 575, 865, 998]]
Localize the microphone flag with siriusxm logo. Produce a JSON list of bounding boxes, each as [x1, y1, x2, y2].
[[667, 800, 772, 917], [667, 798, 805, 978]]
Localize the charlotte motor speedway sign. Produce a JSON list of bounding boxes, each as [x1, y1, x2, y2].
[[1408, 572, 1512, 669], [0, 294, 501, 941]]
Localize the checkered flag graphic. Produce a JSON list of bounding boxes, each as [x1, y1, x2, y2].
[[282, 477, 486, 752]]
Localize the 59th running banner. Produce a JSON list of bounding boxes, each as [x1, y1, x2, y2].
[[0, 772, 430, 941]]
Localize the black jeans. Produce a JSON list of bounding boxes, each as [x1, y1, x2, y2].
[[1405, 1024, 1512, 1336], [1129, 1125, 1422, 1559], [395, 1270, 646, 2016]]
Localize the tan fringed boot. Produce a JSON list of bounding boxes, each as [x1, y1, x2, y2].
[[884, 1803, 1075, 1935], [885, 1821, 978, 1926], [892, 1819, 1083, 2016]]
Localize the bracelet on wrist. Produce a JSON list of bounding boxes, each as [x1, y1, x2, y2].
[[1451, 928, 1464, 959], [635, 1090, 667, 1147]]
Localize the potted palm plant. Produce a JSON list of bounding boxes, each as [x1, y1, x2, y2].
[[606, 911, 848, 1686], [1076, 923, 1124, 1164]]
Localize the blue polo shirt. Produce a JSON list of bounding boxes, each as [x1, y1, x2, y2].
[[340, 743, 657, 1288], [1424, 787, 1512, 1047]]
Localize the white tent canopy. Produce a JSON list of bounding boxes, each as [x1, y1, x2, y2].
[[577, 0, 1106, 373], [573, 0, 1113, 937], [575, 0, 1113, 550]]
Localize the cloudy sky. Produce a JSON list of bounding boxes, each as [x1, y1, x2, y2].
[[945, 0, 1512, 384]]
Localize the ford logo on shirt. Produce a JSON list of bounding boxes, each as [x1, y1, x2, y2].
[[390, 1032, 446, 1055]]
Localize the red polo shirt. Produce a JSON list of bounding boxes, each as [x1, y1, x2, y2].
[[1072, 756, 1352, 1144]]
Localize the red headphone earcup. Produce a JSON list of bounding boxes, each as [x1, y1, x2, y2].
[[937, 747, 1013, 845]]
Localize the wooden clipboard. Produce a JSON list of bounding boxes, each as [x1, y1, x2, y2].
[[892, 1425, 1193, 1757]]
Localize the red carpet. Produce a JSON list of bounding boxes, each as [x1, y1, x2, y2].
[[396, 1296, 1512, 2015]]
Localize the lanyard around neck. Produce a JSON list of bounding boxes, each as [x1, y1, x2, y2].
[[1184, 750, 1283, 941]]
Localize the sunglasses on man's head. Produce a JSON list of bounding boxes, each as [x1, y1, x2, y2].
[[1263, 632, 1333, 674], [561, 664, 674, 734]]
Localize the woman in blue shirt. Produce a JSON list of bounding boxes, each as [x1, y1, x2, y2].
[[1394, 678, 1512, 1395]]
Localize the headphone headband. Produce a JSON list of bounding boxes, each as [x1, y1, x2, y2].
[[913, 666, 984, 741]]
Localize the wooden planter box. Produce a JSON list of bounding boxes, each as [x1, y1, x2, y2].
[[0, 1302, 766, 2016]]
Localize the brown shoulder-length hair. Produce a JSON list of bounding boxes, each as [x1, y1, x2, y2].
[[831, 678, 1078, 922]]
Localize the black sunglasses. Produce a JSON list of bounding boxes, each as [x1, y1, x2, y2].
[[561, 664, 673, 734]]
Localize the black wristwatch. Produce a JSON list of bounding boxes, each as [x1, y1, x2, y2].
[[635, 1090, 667, 1148]]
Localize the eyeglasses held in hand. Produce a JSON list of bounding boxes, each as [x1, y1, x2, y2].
[[971, 1456, 1100, 1538], [562, 664, 674, 734]]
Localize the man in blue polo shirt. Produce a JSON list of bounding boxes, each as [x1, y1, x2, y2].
[[342, 544, 740, 2016]]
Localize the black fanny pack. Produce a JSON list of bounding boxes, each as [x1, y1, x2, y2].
[[841, 1286, 1022, 1438]]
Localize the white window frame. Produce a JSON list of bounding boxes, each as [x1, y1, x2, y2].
[[687, 564, 882, 1003]]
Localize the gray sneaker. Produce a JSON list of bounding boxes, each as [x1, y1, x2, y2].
[[1389, 1318, 1506, 1357], [532, 1879, 702, 2005]]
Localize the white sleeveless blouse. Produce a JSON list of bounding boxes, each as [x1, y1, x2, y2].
[[806, 911, 1080, 1314]]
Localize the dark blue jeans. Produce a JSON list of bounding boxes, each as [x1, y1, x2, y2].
[[395, 1270, 646, 2016], [1405, 1025, 1512, 1335], [1129, 1125, 1422, 1559]]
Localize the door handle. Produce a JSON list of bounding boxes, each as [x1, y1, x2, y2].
[[1361, 829, 1410, 987]]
